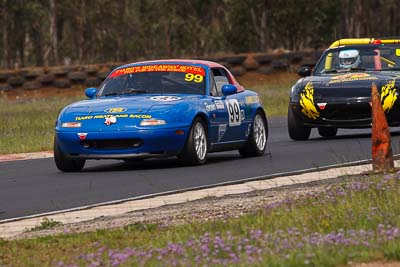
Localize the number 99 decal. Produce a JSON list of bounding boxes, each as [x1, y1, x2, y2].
[[226, 99, 241, 126], [185, 73, 204, 83]]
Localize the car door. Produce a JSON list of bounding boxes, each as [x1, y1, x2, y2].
[[206, 71, 229, 144], [210, 68, 249, 143], [224, 92, 249, 142]]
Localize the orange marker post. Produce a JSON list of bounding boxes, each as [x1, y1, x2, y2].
[[371, 82, 394, 172]]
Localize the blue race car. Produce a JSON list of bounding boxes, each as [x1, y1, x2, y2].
[[54, 59, 268, 172]]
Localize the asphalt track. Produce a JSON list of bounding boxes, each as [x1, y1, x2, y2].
[[1, 117, 400, 221]]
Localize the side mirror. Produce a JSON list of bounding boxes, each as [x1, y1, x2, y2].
[[85, 87, 97, 99], [221, 84, 237, 96], [298, 66, 312, 77]]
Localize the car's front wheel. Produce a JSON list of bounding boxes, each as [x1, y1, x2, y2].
[[288, 105, 311, 140], [179, 118, 208, 165], [318, 127, 338, 138], [239, 111, 268, 157], [54, 136, 85, 172]]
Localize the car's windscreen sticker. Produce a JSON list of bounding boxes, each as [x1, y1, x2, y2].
[[328, 73, 378, 84], [184, 73, 203, 83], [109, 64, 206, 78]]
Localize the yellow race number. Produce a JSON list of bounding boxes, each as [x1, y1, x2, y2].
[[396, 49, 400, 57], [185, 73, 203, 83]]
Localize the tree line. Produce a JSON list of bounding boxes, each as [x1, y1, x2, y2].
[[1, 0, 399, 69]]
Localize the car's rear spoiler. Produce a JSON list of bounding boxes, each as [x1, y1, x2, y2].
[[329, 38, 400, 48]]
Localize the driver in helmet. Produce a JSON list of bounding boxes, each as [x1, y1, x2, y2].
[[338, 49, 361, 70]]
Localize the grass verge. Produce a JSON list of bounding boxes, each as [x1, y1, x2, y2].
[[1, 173, 400, 266], [238, 71, 298, 117], [28, 218, 63, 232], [0, 95, 84, 154]]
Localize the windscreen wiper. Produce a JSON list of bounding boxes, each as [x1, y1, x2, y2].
[[349, 67, 367, 71], [323, 69, 338, 74], [102, 92, 120, 96], [122, 88, 149, 94], [103, 88, 149, 96], [380, 68, 400, 71]]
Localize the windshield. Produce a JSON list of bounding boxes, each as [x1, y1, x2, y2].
[[314, 44, 400, 75], [98, 64, 206, 96]]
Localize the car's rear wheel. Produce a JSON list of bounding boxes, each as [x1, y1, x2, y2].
[[318, 127, 338, 138], [54, 136, 85, 172], [239, 111, 268, 157], [179, 117, 208, 165], [288, 105, 311, 140]]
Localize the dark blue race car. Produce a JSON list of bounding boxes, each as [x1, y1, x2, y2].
[[54, 59, 268, 172]]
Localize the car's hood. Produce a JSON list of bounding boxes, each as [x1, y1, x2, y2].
[[68, 95, 197, 111], [59, 95, 201, 131], [300, 71, 400, 100], [291, 71, 400, 121]]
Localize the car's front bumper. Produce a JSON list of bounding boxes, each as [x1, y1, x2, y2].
[[290, 102, 400, 128], [55, 127, 190, 159]]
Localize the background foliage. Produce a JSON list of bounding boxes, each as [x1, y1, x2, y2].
[[1, 0, 400, 68]]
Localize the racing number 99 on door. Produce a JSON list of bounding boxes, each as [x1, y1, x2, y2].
[[226, 99, 241, 126]]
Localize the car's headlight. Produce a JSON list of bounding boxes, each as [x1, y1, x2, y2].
[[140, 119, 166, 126], [61, 122, 82, 128]]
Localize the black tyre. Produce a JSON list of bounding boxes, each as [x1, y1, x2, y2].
[[288, 105, 311, 140], [54, 136, 85, 172], [318, 127, 338, 138], [179, 118, 208, 165], [239, 111, 268, 157]]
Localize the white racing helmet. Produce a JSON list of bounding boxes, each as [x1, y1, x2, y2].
[[338, 49, 360, 69]]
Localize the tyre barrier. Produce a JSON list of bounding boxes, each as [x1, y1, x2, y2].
[[67, 71, 87, 84], [85, 77, 102, 87], [23, 81, 42, 90], [23, 69, 44, 81], [223, 55, 247, 65], [83, 65, 98, 75], [0, 83, 11, 92], [52, 66, 71, 77], [0, 71, 12, 82], [53, 78, 71, 89], [7, 76, 26, 87], [0, 50, 323, 91], [97, 70, 111, 80], [37, 74, 55, 85], [222, 55, 247, 76]]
